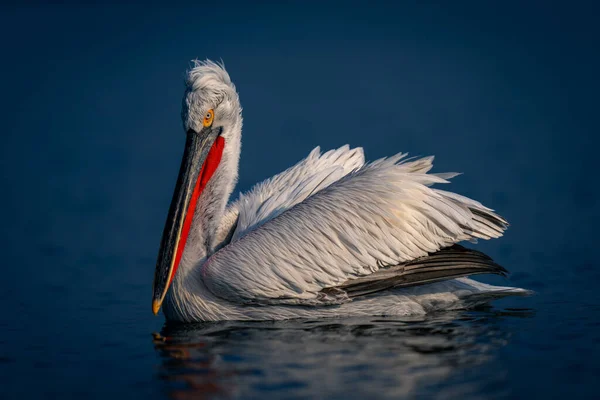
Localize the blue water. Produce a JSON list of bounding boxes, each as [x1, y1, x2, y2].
[[1, 3, 599, 399]]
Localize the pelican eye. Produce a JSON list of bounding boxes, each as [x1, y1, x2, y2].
[[203, 109, 214, 127]]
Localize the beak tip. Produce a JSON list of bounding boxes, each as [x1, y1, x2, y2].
[[152, 300, 161, 315]]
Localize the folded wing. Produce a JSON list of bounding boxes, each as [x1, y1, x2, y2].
[[214, 145, 365, 248], [203, 152, 508, 305]]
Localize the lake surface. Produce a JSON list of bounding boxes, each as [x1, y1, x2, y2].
[[1, 3, 598, 399]]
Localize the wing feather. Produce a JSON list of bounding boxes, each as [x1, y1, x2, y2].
[[219, 145, 365, 243], [213, 145, 365, 249], [203, 152, 507, 305]]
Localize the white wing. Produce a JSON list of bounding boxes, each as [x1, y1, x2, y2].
[[203, 152, 508, 305], [214, 145, 365, 247]]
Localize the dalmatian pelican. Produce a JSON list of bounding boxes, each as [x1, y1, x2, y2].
[[151, 60, 529, 322]]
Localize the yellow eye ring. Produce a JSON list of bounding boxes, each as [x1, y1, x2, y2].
[[203, 109, 214, 127]]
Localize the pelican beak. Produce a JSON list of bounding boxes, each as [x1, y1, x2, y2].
[[152, 126, 224, 315]]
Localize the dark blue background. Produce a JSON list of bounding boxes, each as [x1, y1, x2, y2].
[[1, 2, 598, 399]]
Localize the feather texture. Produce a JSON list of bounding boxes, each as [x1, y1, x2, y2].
[[213, 145, 364, 248], [231, 145, 364, 240], [329, 244, 507, 298], [202, 152, 509, 305]]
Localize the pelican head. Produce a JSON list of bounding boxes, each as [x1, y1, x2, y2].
[[152, 60, 242, 315]]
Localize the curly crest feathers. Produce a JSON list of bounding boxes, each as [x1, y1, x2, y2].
[[186, 59, 234, 91]]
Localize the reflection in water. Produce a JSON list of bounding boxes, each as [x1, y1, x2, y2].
[[153, 308, 534, 399]]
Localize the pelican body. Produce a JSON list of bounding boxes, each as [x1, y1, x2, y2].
[[151, 61, 528, 322]]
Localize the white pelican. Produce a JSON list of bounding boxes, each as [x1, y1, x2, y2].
[[152, 60, 529, 322]]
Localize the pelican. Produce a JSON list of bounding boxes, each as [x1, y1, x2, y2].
[[152, 60, 529, 322]]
